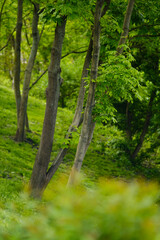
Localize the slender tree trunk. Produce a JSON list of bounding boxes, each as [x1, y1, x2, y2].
[[126, 101, 132, 140], [68, 0, 110, 132], [114, 0, 136, 160], [30, 17, 67, 198], [14, 0, 23, 124], [131, 90, 156, 163], [69, 38, 93, 130], [68, 0, 105, 186], [15, 3, 39, 142], [116, 0, 135, 55], [0, 0, 7, 43], [23, 19, 31, 46]]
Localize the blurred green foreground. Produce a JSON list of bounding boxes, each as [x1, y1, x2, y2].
[[1, 178, 160, 240]]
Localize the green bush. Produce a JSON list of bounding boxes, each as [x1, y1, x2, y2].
[[1, 178, 160, 240]]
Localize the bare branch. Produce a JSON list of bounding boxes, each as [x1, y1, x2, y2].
[[130, 23, 160, 32], [29, 69, 48, 90], [0, 9, 32, 52], [29, 47, 88, 90], [0, 27, 16, 51], [0, 0, 7, 21], [101, 0, 111, 17], [61, 48, 87, 59], [129, 33, 160, 40]]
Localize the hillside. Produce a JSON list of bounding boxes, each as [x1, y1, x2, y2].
[[1, 83, 160, 203]]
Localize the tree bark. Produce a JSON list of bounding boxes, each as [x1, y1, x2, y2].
[[14, 0, 23, 124], [68, 0, 105, 186], [67, 0, 110, 132], [35, 37, 93, 189], [30, 17, 67, 198], [69, 38, 93, 130], [116, 0, 135, 55], [15, 3, 39, 142]]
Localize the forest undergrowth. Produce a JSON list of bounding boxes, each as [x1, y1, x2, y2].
[[1, 82, 160, 202], [1, 81, 160, 239]]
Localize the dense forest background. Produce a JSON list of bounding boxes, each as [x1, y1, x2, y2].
[[1, 0, 160, 239]]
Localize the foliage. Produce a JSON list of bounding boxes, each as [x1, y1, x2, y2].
[[1, 2, 160, 238], [40, 0, 91, 23], [94, 51, 144, 123], [1, 179, 160, 239], [1, 82, 160, 203]]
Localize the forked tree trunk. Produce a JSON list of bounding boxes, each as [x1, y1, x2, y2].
[[39, 37, 93, 184], [39, 0, 111, 185], [116, 0, 135, 55], [68, 0, 105, 186], [14, 0, 23, 123], [30, 17, 67, 198], [15, 3, 39, 142]]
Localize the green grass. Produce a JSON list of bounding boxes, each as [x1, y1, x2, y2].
[[1, 82, 160, 203], [2, 81, 160, 239]]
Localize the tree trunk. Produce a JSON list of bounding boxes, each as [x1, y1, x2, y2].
[[14, 0, 23, 124], [15, 3, 39, 142], [131, 90, 156, 163], [68, 0, 105, 186], [69, 38, 93, 130], [126, 101, 132, 140], [114, 0, 135, 160], [0, 0, 7, 37], [116, 0, 135, 55], [35, 37, 93, 189], [28, 1, 111, 185], [30, 17, 67, 198]]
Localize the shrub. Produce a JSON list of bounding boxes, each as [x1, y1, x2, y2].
[[1, 178, 160, 240]]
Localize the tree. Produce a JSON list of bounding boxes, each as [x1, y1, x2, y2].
[[15, 2, 39, 142], [29, 0, 99, 197], [0, 0, 16, 80], [30, 16, 67, 197], [0, 0, 7, 31], [115, 0, 160, 164], [116, 0, 135, 55], [68, 0, 105, 185], [14, 0, 23, 124]]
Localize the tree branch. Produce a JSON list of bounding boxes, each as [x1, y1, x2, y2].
[[129, 34, 160, 40], [29, 47, 88, 90], [61, 49, 87, 59], [131, 90, 156, 163], [0, 10, 32, 52], [130, 23, 160, 32], [116, 0, 135, 55], [29, 69, 48, 90], [101, 0, 111, 17], [0, 0, 7, 23], [0, 27, 16, 51]]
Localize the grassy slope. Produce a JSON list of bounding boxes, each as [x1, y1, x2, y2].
[[1, 83, 160, 202]]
